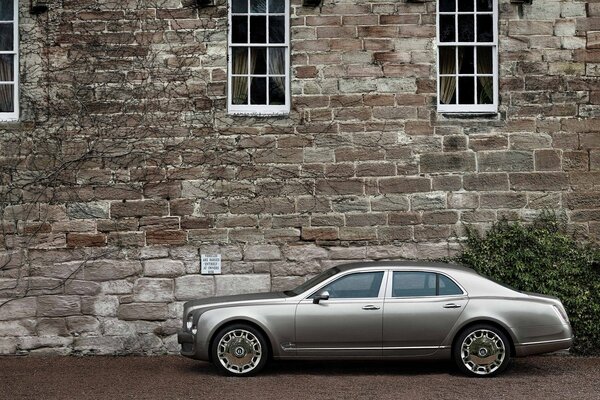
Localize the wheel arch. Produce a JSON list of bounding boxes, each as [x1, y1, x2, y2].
[[208, 318, 274, 362], [452, 319, 516, 357]]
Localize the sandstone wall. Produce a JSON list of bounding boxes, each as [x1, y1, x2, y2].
[[0, 0, 598, 354]]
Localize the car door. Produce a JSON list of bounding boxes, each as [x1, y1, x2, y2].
[[294, 270, 387, 358], [382, 271, 468, 357]]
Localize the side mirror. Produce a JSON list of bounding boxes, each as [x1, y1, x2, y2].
[[312, 291, 330, 304]]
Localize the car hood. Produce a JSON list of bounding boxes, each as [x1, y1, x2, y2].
[[183, 291, 288, 315]]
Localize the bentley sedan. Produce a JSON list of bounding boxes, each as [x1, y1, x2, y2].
[[177, 261, 573, 377]]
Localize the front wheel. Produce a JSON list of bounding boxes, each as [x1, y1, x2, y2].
[[453, 324, 512, 377], [211, 324, 269, 376]]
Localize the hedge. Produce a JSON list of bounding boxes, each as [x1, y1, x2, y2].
[[454, 213, 600, 355]]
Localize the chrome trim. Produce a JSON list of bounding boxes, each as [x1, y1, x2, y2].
[[518, 337, 573, 346], [294, 346, 449, 351]]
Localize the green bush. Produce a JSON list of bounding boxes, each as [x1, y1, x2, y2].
[[454, 213, 600, 355]]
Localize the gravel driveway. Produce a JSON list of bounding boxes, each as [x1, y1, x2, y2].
[[1, 355, 598, 400]]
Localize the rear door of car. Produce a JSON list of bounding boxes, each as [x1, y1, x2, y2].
[[294, 270, 387, 358], [382, 270, 468, 357]]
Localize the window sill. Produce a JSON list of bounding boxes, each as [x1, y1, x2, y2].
[[439, 112, 501, 120]]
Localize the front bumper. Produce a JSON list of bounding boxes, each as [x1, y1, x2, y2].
[[177, 330, 196, 357]]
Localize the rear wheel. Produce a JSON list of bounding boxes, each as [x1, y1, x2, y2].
[[211, 324, 269, 376], [453, 324, 511, 377]]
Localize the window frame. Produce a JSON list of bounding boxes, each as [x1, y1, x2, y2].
[[227, 0, 291, 116], [386, 270, 466, 299], [307, 270, 388, 300], [436, 0, 498, 114], [0, 0, 19, 121]]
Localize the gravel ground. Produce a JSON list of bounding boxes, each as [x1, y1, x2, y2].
[[0, 355, 599, 400]]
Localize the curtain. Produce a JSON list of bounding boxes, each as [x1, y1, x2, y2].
[[268, 48, 285, 105], [0, 22, 13, 112], [439, 47, 456, 105], [232, 48, 248, 104], [477, 47, 493, 104]]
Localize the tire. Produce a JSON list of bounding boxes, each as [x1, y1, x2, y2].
[[453, 324, 512, 377], [211, 323, 269, 376]]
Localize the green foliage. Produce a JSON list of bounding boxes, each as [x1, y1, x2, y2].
[[455, 213, 600, 355]]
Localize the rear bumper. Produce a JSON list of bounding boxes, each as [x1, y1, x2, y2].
[[515, 336, 573, 356]]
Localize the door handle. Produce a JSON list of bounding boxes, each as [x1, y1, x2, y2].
[[443, 303, 462, 309], [362, 305, 380, 310]]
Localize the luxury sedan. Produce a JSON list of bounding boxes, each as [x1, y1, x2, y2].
[[177, 261, 573, 377]]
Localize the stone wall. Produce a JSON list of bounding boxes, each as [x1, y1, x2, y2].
[[0, 0, 598, 355]]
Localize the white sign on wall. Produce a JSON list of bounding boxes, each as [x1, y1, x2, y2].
[[201, 254, 222, 275]]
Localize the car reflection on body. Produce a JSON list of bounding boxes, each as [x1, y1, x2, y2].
[[177, 261, 573, 377]]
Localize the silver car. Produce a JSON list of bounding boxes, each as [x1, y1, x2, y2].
[[177, 261, 573, 377]]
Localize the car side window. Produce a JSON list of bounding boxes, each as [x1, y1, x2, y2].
[[317, 272, 384, 299], [438, 274, 463, 295], [392, 272, 436, 297], [392, 272, 464, 297]]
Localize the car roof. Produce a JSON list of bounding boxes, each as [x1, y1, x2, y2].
[[335, 260, 477, 274]]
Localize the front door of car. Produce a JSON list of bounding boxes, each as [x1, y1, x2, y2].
[[382, 271, 468, 357], [294, 270, 387, 358]]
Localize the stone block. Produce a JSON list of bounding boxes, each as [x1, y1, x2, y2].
[[478, 151, 534, 172], [143, 259, 185, 277], [36, 318, 68, 336], [84, 260, 142, 281], [133, 278, 174, 302], [0, 319, 36, 336], [215, 275, 271, 296], [283, 244, 328, 261], [67, 202, 109, 219], [37, 296, 81, 317], [81, 295, 119, 317], [174, 275, 214, 301], [420, 152, 476, 173], [0, 297, 37, 320], [244, 245, 282, 261], [118, 303, 169, 321], [67, 316, 100, 334]]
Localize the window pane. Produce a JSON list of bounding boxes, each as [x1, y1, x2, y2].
[[439, 0, 455, 12], [269, 47, 285, 75], [440, 76, 457, 105], [232, 76, 248, 104], [250, 0, 266, 13], [458, 15, 474, 42], [0, 84, 14, 112], [477, 46, 493, 74], [477, 15, 493, 42], [232, 16, 248, 43], [458, 0, 473, 11], [319, 272, 384, 299], [269, 15, 285, 43], [251, 47, 266, 74], [477, 0, 492, 12], [0, 24, 13, 51], [269, 0, 285, 13], [439, 47, 456, 74], [392, 272, 436, 297], [269, 77, 285, 105], [438, 274, 463, 295], [250, 16, 266, 43], [439, 15, 455, 42], [0, 2, 13, 21], [0, 55, 14, 81], [478, 76, 493, 104], [232, 47, 248, 75], [250, 77, 267, 104], [459, 76, 475, 104], [458, 46, 474, 74], [232, 0, 248, 13]]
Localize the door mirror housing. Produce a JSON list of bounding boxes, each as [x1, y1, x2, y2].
[[313, 291, 330, 304]]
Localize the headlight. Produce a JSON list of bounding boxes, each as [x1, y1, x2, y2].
[[186, 314, 194, 330]]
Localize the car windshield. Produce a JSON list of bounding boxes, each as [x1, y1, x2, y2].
[[284, 267, 341, 296]]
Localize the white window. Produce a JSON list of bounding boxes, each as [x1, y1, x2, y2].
[[228, 0, 290, 115], [437, 0, 498, 113], [0, 0, 18, 121]]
